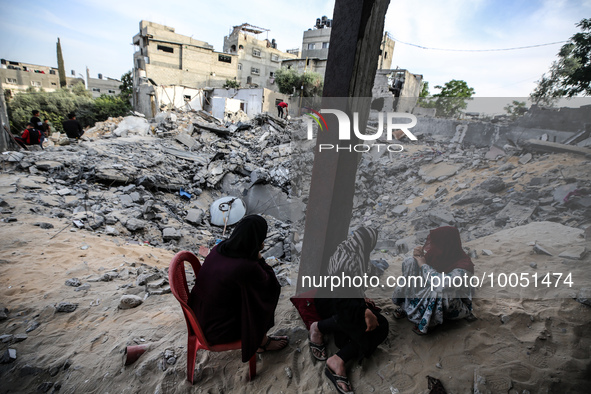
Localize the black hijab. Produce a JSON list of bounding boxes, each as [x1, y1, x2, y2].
[[217, 215, 268, 261]]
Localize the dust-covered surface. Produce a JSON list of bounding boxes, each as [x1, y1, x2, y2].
[[1, 110, 591, 393]]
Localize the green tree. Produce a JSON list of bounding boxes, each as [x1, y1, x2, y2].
[[275, 68, 323, 97], [223, 78, 240, 89], [72, 81, 92, 98], [419, 81, 429, 98], [119, 71, 133, 101], [531, 18, 591, 105], [420, 79, 475, 118], [504, 100, 528, 119], [56, 38, 67, 88]]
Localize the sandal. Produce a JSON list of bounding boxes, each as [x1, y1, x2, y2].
[[308, 335, 327, 361], [325, 364, 354, 393], [393, 307, 407, 319], [412, 325, 427, 336], [257, 335, 289, 353]]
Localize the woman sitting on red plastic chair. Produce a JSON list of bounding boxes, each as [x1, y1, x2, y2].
[[188, 215, 288, 362]]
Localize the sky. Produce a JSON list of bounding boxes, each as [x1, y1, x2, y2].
[[0, 0, 589, 98]]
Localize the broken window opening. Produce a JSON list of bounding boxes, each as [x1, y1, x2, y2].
[[108, 89, 116, 94], [157, 45, 174, 53], [184, 95, 191, 101], [230, 45, 236, 52], [218, 54, 232, 63], [269, 71, 275, 78], [246, 76, 252, 84], [92, 88, 101, 92], [239, 44, 244, 50]]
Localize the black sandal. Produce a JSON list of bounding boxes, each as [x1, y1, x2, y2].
[[393, 307, 407, 319], [308, 335, 327, 361], [257, 335, 289, 353], [325, 365, 354, 393]]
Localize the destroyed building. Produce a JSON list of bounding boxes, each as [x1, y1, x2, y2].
[[132, 21, 296, 119], [282, 17, 395, 77], [132, 20, 238, 115], [371, 69, 424, 114], [223, 23, 298, 89]]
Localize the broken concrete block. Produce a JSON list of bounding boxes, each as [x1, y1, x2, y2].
[[162, 227, 181, 241], [575, 287, 591, 307], [392, 205, 408, 215], [119, 295, 143, 309], [553, 183, 578, 203], [558, 247, 586, 260], [55, 302, 78, 313], [0, 349, 17, 364], [479, 176, 505, 193], [533, 243, 552, 256], [518, 153, 532, 165], [428, 210, 455, 226], [186, 209, 204, 225], [125, 218, 146, 231]]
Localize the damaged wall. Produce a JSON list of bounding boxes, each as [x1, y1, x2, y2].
[[371, 69, 423, 115], [155, 86, 205, 112], [211, 88, 291, 118], [132, 20, 237, 95]]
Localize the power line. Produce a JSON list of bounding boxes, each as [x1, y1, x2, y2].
[[390, 36, 568, 52]]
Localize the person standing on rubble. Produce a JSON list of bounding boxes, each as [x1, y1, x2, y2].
[[62, 113, 84, 139], [277, 100, 288, 119]]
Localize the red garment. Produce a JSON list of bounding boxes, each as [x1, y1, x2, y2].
[[188, 246, 280, 362], [424, 226, 474, 273], [278, 102, 288, 108], [20, 128, 39, 145]]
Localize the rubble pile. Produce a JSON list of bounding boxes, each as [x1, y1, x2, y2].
[[1, 110, 295, 273], [3, 108, 591, 273], [345, 134, 591, 252]]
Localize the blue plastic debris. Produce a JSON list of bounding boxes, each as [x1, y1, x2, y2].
[[179, 188, 192, 199]]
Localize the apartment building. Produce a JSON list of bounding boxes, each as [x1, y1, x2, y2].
[[282, 17, 395, 78], [86, 68, 121, 98], [223, 23, 298, 89], [132, 21, 237, 89], [0, 59, 84, 99]]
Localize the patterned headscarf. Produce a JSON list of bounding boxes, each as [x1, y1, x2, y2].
[[424, 226, 474, 273], [327, 227, 379, 277]]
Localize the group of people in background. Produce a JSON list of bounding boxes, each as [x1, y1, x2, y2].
[[189, 213, 475, 393], [13, 110, 84, 150]]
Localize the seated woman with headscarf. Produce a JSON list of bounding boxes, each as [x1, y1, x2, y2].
[[392, 226, 475, 335], [189, 215, 288, 363], [308, 227, 389, 394]]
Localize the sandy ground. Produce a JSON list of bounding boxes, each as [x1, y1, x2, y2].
[[1, 152, 591, 393]]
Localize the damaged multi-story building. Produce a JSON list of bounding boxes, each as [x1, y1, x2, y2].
[[223, 23, 299, 89], [282, 17, 395, 77], [132, 20, 294, 118]]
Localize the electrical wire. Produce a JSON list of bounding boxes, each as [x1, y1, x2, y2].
[[390, 36, 568, 52]]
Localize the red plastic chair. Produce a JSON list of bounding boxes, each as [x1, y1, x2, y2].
[[168, 250, 256, 384]]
